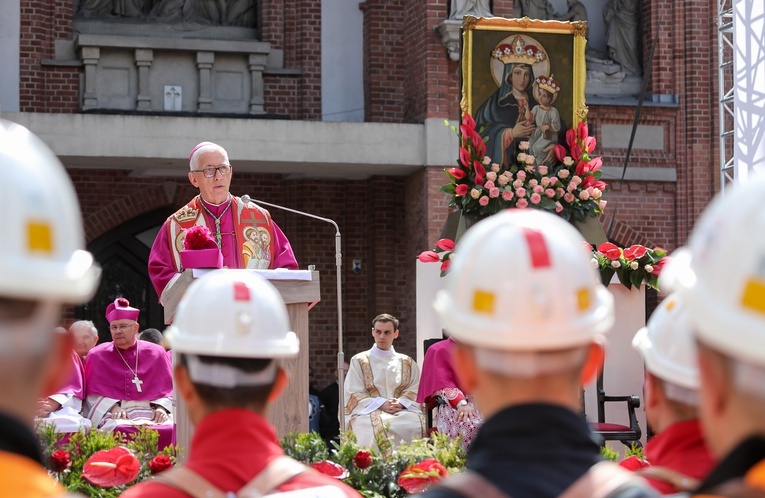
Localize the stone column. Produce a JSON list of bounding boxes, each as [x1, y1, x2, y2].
[[81, 46, 101, 110], [248, 53, 266, 114], [196, 51, 215, 112], [135, 49, 153, 111]]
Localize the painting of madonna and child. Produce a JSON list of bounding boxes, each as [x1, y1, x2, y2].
[[461, 17, 587, 170]]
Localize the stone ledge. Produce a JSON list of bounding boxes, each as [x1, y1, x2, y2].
[[75, 34, 270, 54]]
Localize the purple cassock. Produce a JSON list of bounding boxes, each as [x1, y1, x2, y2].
[[416, 338, 465, 404], [53, 350, 86, 399], [148, 195, 299, 299], [85, 340, 173, 401]]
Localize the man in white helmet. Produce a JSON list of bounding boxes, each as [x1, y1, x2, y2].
[[0, 120, 100, 496], [122, 270, 360, 498], [664, 177, 765, 496], [424, 209, 658, 498], [621, 293, 714, 494]]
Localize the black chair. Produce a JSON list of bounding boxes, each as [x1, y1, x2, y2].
[[422, 337, 447, 432], [589, 367, 642, 448]]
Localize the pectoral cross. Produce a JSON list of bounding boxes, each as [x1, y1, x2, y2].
[[132, 375, 143, 393]]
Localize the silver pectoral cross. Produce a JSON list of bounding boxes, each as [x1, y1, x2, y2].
[[132, 375, 143, 393]]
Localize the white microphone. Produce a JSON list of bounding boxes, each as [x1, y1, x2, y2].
[[240, 194, 347, 434]]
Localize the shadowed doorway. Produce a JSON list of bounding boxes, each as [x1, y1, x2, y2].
[[76, 208, 174, 343]]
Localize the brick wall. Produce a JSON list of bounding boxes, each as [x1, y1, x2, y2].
[[19, 1, 79, 112]]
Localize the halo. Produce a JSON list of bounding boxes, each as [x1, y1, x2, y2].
[[244, 226, 257, 239], [533, 82, 559, 104], [490, 34, 550, 88]]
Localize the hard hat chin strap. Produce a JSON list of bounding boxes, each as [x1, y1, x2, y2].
[[185, 354, 277, 388]]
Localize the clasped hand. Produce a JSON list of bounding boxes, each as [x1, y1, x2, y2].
[[381, 399, 403, 414]]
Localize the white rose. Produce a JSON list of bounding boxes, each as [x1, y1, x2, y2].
[[563, 157, 574, 166], [483, 156, 491, 165], [592, 188, 602, 199], [611, 260, 621, 268], [645, 264, 654, 274], [630, 261, 639, 270], [558, 169, 570, 179], [470, 188, 481, 199], [591, 258, 599, 268]]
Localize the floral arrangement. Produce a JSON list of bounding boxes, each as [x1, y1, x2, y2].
[[281, 431, 465, 498], [591, 242, 669, 291], [418, 238, 669, 291], [37, 423, 179, 497], [441, 114, 607, 223], [183, 225, 218, 250]]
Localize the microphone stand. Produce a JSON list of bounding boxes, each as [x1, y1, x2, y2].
[[240, 195, 346, 435]]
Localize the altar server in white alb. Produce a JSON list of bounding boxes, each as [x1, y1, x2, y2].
[[344, 314, 425, 452]]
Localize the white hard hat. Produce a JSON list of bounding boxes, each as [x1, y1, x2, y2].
[[0, 120, 99, 304], [434, 209, 614, 351], [665, 176, 765, 367], [632, 293, 698, 390], [165, 270, 299, 358]]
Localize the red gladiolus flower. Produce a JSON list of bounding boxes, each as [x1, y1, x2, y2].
[[584, 136, 597, 153], [398, 458, 449, 494], [148, 455, 173, 475], [418, 251, 441, 263], [577, 122, 589, 141], [455, 184, 469, 196], [474, 161, 486, 186], [353, 451, 373, 470], [594, 180, 607, 191], [50, 450, 71, 473], [310, 460, 349, 479], [440, 259, 451, 272], [436, 239, 455, 251], [620, 456, 651, 471], [566, 128, 576, 147], [623, 245, 647, 260], [575, 161, 589, 176], [83, 446, 141, 487], [462, 113, 476, 130], [571, 143, 583, 162], [459, 147, 471, 168], [598, 242, 622, 261], [581, 176, 595, 189], [587, 157, 602, 172], [448, 167, 466, 180], [475, 139, 486, 158], [554, 144, 567, 162]]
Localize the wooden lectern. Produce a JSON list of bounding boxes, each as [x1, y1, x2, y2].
[[160, 269, 321, 460]]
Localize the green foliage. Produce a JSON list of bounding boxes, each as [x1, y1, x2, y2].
[[281, 430, 467, 498], [600, 445, 619, 462], [624, 442, 645, 460], [281, 431, 329, 463], [36, 422, 181, 497]]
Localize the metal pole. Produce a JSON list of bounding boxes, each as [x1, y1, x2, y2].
[[241, 196, 346, 435]]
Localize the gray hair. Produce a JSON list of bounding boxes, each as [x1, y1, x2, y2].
[[189, 142, 228, 171], [70, 320, 98, 338]]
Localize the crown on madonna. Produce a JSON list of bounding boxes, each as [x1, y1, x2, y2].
[[492, 36, 547, 65]]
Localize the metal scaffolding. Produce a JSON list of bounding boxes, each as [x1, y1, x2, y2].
[[718, 0, 735, 190]]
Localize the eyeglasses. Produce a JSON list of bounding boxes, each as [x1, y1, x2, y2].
[[109, 323, 135, 332], [191, 164, 232, 178]]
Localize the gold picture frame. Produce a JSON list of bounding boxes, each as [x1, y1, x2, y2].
[[461, 17, 588, 168]]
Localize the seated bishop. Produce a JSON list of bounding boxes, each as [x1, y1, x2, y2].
[[344, 314, 425, 453], [36, 329, 92, 434], [84, 298, 173, 439]]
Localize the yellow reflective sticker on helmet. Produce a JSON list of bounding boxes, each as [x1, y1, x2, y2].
[[472, 289, 495, 314], [576, 288, 590, 312], [741, 278, 765, 315], [27, 221, 53, 254], [665, 298, 676, 311]]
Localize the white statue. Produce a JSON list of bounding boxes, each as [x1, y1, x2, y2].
[[450, 0, 492, 20], [604, 0, 642, 76]]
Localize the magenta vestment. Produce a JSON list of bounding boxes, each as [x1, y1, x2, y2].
[[416, 338, 465, 405], [85, 340, 173, 401], [148, 196, 298, 298], [51, 350, 86, 399]]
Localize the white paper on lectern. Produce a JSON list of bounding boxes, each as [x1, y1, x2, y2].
[[191, 269, 313, 281]]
